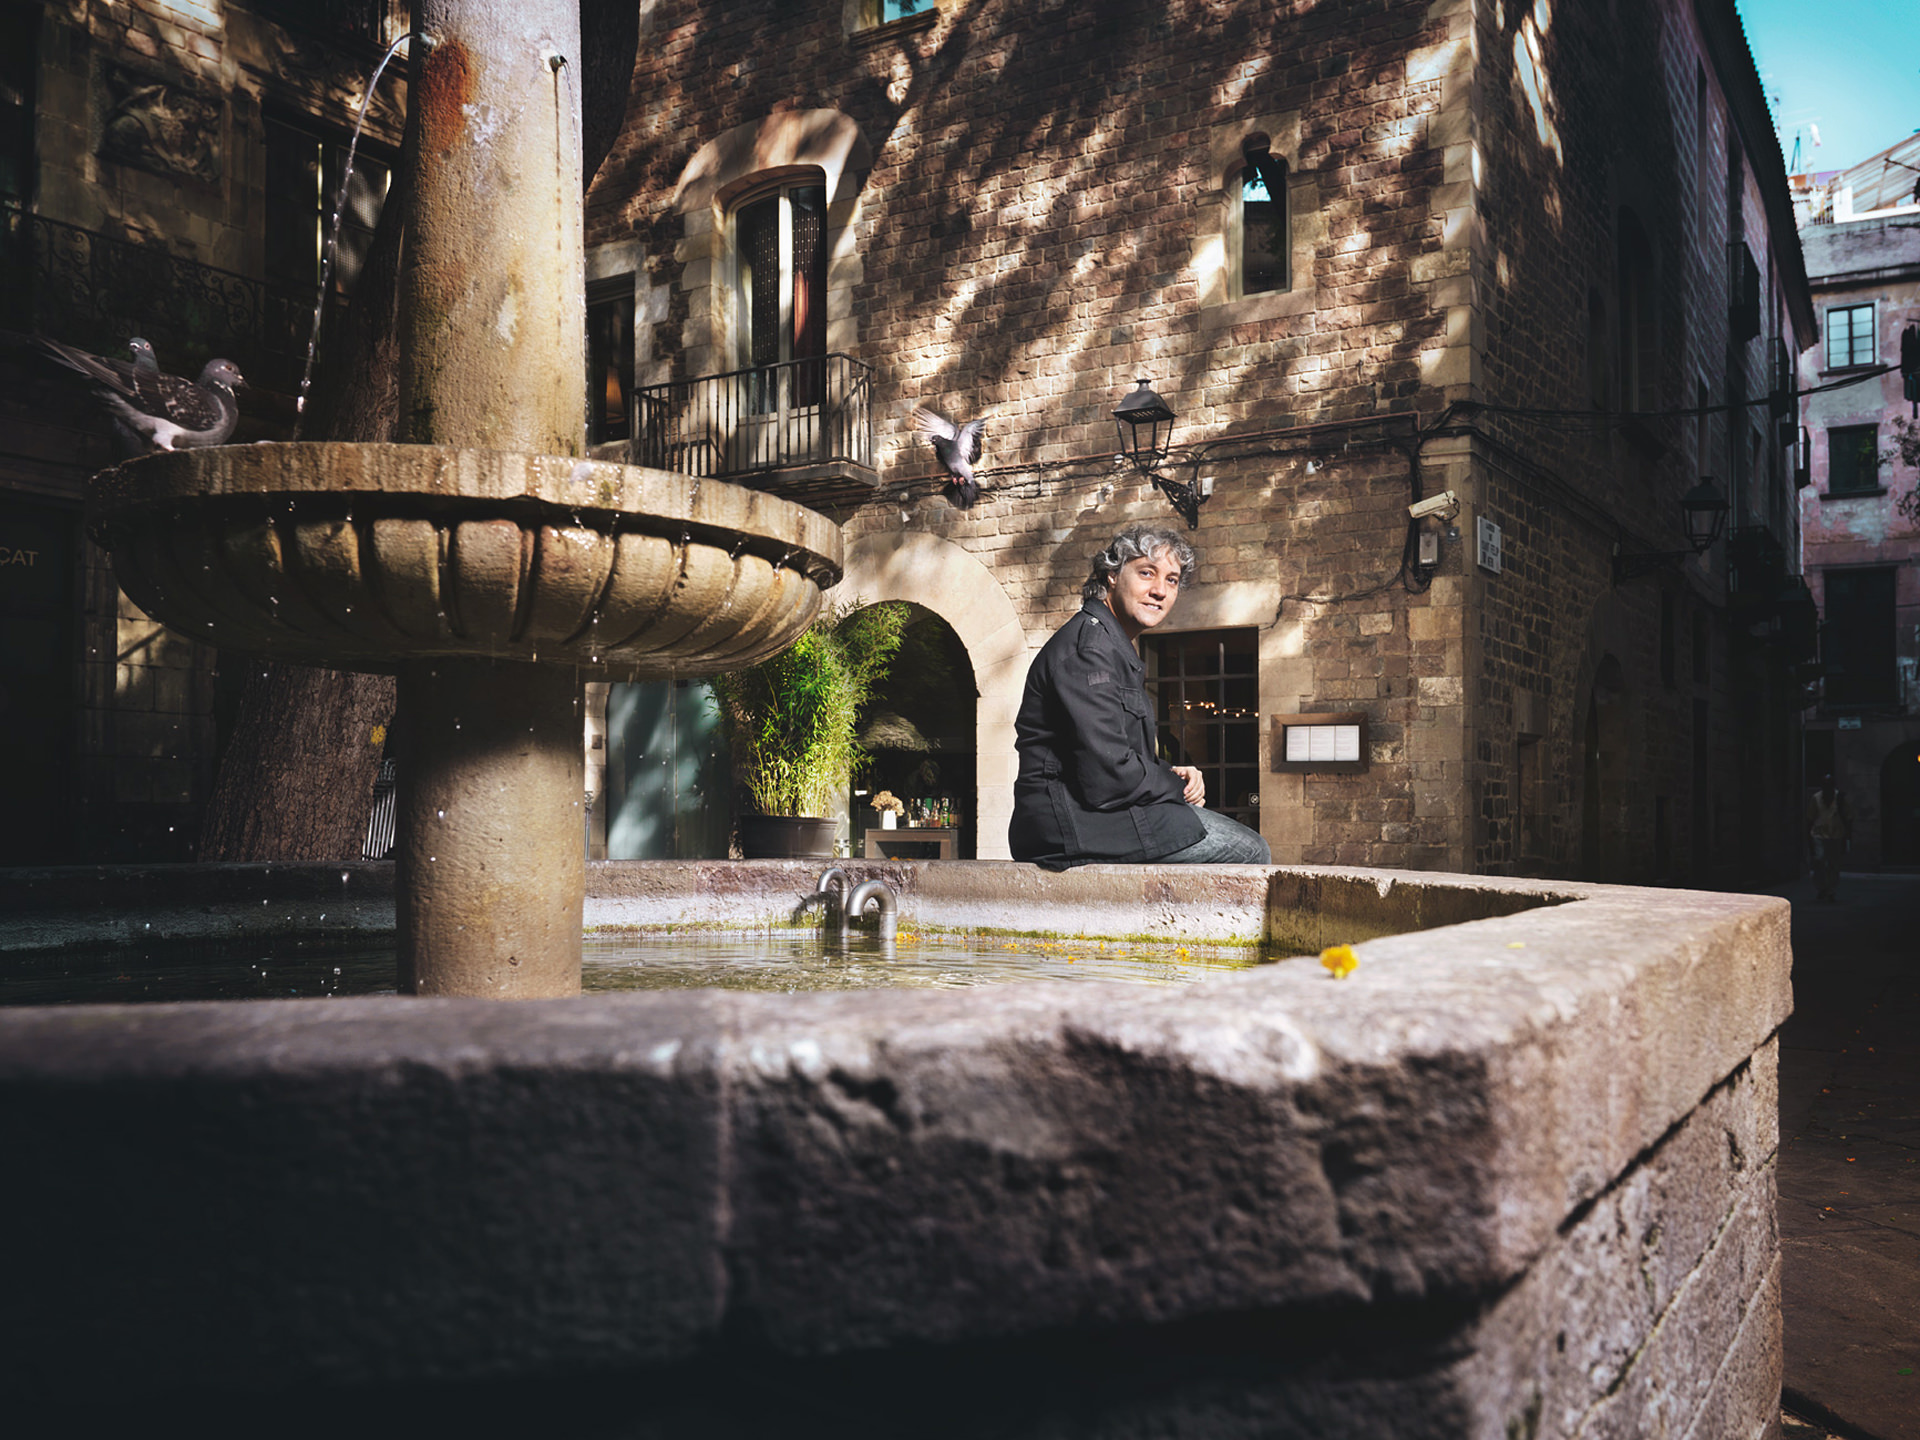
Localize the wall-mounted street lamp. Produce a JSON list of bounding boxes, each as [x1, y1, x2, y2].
[[1612, 478, 1730, 583], [1112, 379, 1207, 529]]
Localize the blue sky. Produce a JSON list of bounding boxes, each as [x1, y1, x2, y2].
[[1734, 0, 1919, 173]]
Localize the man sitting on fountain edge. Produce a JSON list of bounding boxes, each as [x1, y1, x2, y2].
[[1008, 524, 1272, 870]]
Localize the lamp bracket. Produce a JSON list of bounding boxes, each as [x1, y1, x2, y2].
[[1154, 474, 1204, 530]]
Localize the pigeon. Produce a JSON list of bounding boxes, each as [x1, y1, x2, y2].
[[910, 404, 985, 509], [38, 337, 243, 455]]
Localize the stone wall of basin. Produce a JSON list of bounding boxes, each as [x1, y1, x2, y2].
[[0, 864, 1790, 1436]]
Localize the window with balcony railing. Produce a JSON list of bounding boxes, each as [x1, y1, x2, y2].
[[265, 114, 390, 299], [252, 0, 407, 53], [2, 204, 325, 394], [631, 354, 873, 490]]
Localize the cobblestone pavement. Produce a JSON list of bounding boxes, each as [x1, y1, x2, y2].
[[1770, 872, 1920, 1440]]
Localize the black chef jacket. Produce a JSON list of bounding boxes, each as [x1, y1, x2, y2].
[[1008, 600, 1206, 869]]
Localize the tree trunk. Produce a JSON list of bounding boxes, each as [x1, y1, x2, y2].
[[197, 667, 395, 861], [197, 103, 412, 862]]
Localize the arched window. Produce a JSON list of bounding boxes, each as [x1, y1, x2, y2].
[[1237, 136, 1288, 297], [733, 178, 828, 407]]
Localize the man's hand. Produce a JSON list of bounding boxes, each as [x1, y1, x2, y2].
[[1172, 765, 1206, 806]]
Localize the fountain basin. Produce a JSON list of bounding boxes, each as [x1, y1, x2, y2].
[[0, 863, 1789, 1436], [88, 443, 843, 675]]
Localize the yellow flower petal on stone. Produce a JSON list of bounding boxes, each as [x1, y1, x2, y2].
[[1321, 944, 1359, 979], [1507, 941, 1526, 949]]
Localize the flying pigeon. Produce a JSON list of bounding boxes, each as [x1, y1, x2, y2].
[[910, 404, 985, 510], [38, 337, 243, 454]]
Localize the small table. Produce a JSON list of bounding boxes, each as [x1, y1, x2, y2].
[[866, 826, 958, 860]]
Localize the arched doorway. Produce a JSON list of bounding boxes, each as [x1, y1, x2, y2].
[[1882, 739, 1920, 867], [829, 532, 1031, 858], [1579, 655, 1629, 881], [854, 605, 977, 856]]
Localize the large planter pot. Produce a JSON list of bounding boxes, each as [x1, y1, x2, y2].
[[738, 815, 837, 860]]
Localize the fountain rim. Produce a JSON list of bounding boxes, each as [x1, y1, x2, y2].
[[86, 441, 845, 587]]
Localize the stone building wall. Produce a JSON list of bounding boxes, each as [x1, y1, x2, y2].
[[3, 1, 405, 860], [1797, 210, 1920, 868], [1458, 0, 1809, 882], [589, 0, 1808, 875]]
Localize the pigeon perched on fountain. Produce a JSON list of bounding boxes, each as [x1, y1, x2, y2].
[[37, 337, 244, 454], [910, 404, 986, 510]]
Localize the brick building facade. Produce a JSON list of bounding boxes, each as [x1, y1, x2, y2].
[[586, 0, 1814, 879], [3, 0, 1816, 882], [1795, 158, 1920, 869], [0, 0, 408, 862]]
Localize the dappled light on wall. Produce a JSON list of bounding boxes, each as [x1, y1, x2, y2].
[[1512, 0, 1563, 164]]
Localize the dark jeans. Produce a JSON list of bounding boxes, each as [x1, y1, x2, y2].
[[1154, 805, 1271, 864]]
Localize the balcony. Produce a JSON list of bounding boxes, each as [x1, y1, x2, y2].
[[1, 203, 329, 398], [250, 0, 409, 55], [631, 354, 877, 505]]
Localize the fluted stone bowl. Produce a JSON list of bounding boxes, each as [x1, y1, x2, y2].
[[87, 444, 844, 677]]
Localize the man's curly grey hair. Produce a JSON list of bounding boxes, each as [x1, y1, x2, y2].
[[1081, 524, 1198, 603]]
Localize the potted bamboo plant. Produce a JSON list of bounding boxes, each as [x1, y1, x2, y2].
[[711, 601, 909, 859]]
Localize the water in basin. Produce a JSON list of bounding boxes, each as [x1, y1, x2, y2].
[[0, 929, 1271, 1006]]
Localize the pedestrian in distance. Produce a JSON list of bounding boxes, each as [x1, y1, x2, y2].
[[1806, 772, 1852, 903]]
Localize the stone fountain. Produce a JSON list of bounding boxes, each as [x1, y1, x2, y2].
[[3, 4, 1795, 1432], [85, 0, 839, 998]]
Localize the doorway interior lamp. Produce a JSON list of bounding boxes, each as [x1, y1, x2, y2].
[[1113, 379, 1207, 529], [1611, 478, 1731, 582]]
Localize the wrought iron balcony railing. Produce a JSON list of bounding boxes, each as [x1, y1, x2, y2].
[[1, 203, 332, 396], [251, 0, 408, 54], [632, 354, 875, 495]]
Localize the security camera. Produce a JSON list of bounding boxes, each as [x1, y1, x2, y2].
[[1408, 490, 1459, 522]]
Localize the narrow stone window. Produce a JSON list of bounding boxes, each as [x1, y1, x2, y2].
[[1237, 136, 1288, 297], [1615, 210, 1656, 411], [586, 275, 634, 445], [861, 0, 928, 24]]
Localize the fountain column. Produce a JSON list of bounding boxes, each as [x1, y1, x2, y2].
[[395, 663, 582, 997], [395, 0, 586, 996], [85, 1, 841, 1001]]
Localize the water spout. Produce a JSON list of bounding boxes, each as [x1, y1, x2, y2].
[[845, 878, 898, 944], [807, 866, 849, 929]]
